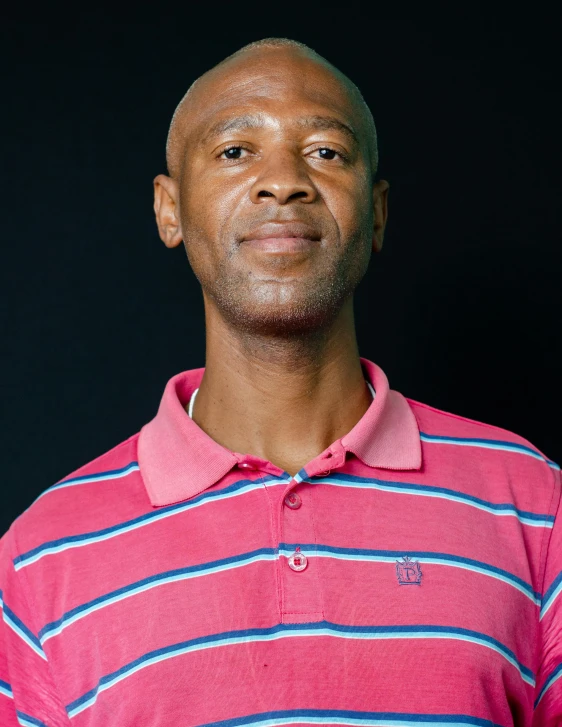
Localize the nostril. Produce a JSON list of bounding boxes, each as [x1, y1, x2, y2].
[[257, 190, 275, 198]]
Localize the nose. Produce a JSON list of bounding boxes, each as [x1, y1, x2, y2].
[[249, 150, 317, 205]]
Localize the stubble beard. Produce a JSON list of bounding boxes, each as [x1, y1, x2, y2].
[[196, 233, 371, 340]]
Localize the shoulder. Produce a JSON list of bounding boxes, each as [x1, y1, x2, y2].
[[5, 432, 150, 564], [409, 397, 557, 464], [407, 397, 560, 500]]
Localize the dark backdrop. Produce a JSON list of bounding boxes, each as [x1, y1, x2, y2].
[[1, 4, 560, 535]]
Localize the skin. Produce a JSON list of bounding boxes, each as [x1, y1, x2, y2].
[[153, 45, 389, 476]]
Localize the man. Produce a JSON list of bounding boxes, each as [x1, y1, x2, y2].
[[0, 38, 560, 727]]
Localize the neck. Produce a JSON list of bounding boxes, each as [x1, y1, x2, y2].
[[191, 299, 372, 476]]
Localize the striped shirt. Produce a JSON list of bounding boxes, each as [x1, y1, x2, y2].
[[1, 358, 561, 727]]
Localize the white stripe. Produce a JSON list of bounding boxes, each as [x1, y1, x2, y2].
[[3, 616, 47, 661], [16, 478, 291, 571], [1, 596, 47, 661], [68, 625, 533, 717], [44, 545, 539, 645], [41, 552, 277, 644], [420, 434, 558, 469], [34, 464, 140, 501], [0, 683, 13, 699], [314, 476, 552, 528], [17, 716, 45, 727], [226, 720, 475, 727], [277, 548, 539, 605], [541, 582, 562, 620], [536, 668, 562, 706]]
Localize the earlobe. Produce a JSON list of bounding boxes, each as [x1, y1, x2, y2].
[[372, 179, 389, 254], [153, 174, 183, 248]]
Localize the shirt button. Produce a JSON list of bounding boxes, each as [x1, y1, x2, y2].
[[288, 547, 308, 572], [284, 492, 302, 509], [239, 462, 255, 470]]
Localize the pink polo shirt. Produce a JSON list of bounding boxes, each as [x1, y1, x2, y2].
[[1, 358, 561, 727]]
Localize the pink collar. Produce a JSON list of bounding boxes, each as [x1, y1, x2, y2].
[[138, 358, 422, 507]]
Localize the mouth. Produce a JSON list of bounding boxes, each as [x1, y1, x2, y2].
[[240, 221, 321, 254]]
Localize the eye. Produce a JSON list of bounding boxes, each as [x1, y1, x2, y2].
[[310, 147, 344, 161], [220, 146, 248, 160]]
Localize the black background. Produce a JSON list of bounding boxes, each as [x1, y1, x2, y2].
[[1, 4, 560, 535]]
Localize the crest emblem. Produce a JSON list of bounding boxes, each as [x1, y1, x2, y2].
[[396, 556, 422, 585]]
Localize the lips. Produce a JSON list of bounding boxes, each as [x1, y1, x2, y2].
[[239, 221, 321, 254], [240, 221, 321, 244]]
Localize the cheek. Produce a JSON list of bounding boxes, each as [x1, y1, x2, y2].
[[180, 171, 247, 247], [178, 177, 249, 286], [325, 178, 373, 241]]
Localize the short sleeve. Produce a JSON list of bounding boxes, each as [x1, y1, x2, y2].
[[533, 465, 562, 725], [0, 525, 71, 727]]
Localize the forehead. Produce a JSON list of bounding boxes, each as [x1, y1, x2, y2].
[[184, 50, 364, 140]]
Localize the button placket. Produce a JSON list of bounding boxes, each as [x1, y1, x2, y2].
[[279, 478, 323, 623]]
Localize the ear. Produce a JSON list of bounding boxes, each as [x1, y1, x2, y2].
[[153, 174, 183, 248], [372, 179, 389, 253]]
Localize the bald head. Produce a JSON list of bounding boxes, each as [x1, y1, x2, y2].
[[165, 38, 379, 179]]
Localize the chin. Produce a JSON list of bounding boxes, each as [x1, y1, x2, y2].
[[219, 294, 346, 337], [204, 267, 359, 337]]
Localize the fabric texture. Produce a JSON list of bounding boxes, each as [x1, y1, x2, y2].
[[1, 358, 560, 727]]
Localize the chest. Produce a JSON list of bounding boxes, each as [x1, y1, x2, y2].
[[40, 471, 543, 726]]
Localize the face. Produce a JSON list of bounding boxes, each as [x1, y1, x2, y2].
[[154, 48, 389, 335]]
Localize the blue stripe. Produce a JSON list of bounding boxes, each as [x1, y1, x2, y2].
[[0, 678, 13, 699], [16, 712, 50, 727], [278, 544, 541, 603], [39, 543, 540, 645], [0, 591, 47, 660], [534, 661, 562, 708], [35, 461, 141, 501], [540, 571, 562, 620], [14, 474, 289, 571], [313, 473, 555, 527], [39, 547, 278, 642], [192, 709, 502, 727], [15, 454, 556, 573], [65, 621, 534, 717], [420, 432, 559, 469]]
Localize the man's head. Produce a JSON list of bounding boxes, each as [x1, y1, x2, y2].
[[154, 38, 389, 336]]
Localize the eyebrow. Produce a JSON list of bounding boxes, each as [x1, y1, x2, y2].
[[200, 113, 358, 145], [297, 115, 358, 144]]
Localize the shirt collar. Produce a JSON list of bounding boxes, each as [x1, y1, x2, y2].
[[138, 357, 422, 507]]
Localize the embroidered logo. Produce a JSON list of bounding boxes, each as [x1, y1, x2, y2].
[[396, 556, 422, 585]]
